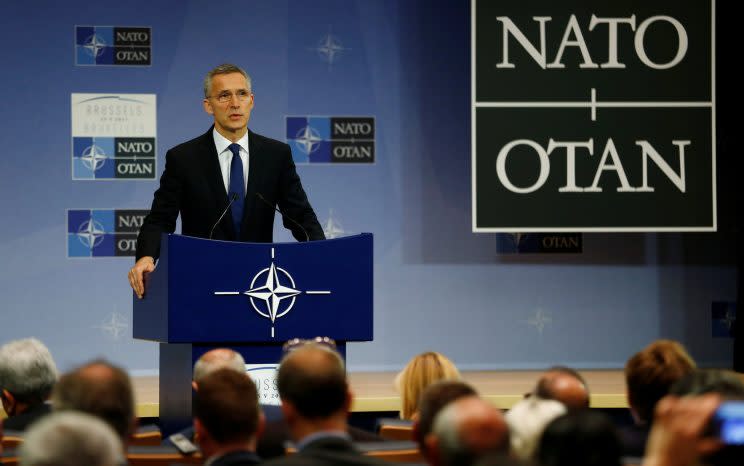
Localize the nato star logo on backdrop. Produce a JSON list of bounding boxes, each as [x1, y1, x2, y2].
[[95, 312, 129, 340], [286, 116, 375, 164], [524, 308, 553, 335], [712, 301, 737, 338], [323, 209, 348, 239], [310, 28, 351, 67], [75, 26, 151, 66], [67, 209, 148, 257]]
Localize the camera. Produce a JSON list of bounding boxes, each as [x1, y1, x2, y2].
[[710, 401, 744, 445]]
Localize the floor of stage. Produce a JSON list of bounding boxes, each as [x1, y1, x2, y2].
[[133, 369, 629, 417]]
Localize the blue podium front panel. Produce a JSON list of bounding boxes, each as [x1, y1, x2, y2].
[[134, 233, 373, 343]]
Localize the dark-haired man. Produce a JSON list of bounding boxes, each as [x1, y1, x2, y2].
[[129, 63, 324, 298], [194, 369, 264, 466]]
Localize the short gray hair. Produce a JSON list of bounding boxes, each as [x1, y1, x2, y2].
[[193, 348, 246, 383], [20, 411, 123, 466], [0, 338, 58, 403], [203, 63, 252, 98]]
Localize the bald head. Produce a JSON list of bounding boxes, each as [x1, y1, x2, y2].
[[432, 396, 510, 466], [193, 348, 246, 383], [277, 344, 348, 419], [535, 369, 589, 410]]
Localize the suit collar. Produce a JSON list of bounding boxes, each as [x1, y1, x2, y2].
[[199, 127, 235, 238]]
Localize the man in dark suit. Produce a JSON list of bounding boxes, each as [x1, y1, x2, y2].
[[129, 63, 324, 298], [194, 369, 263, 466], [263, 343, 389, 466]]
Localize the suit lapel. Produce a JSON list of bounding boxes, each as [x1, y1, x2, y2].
[[198, 127, 236, 239], [241, 129, 264, 238]]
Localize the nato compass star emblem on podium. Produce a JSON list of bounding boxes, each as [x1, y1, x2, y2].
[[214, 247, 331, 338]]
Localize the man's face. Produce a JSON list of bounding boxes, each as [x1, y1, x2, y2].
[[203, 72, 254, 138]]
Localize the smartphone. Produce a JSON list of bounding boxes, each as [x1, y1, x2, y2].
[[168, 433, 199, 455], [711, 401, 744, 445]]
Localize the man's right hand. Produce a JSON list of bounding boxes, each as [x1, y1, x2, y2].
[[128, 256, 156, 299]]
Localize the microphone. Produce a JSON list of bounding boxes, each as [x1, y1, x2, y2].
[[255, 192, 310, 242], [209, 192, 239, 239]]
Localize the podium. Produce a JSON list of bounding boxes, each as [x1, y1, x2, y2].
[[133, 233, 373, 435]]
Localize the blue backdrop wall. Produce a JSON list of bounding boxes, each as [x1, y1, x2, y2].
[[0, 0, 736, 374]]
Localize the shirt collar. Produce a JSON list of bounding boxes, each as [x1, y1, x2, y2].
[[213, 128, 249, 156]]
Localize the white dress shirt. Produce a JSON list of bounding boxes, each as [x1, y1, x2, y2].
[[212, 129, 249, 194]]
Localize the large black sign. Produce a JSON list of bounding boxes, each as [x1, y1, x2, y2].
[[472, 0, 714, 231]]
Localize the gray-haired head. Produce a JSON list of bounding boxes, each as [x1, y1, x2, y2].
[[0, 338, 58, 405], [20, 411, 123, 466], [204, 64, 251, 98], [432, 396, 510, 466], [193, 348, 246, 383]]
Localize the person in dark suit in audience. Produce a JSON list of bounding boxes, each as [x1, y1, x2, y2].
[[263, 342, 390, 466], [0, 338, 57, 431], [194, 369, 263, 466], [52, 359, 136, 448], [531, 366, 590, 411], [537, 410, 622, 466], [619, 339, 696, 457]]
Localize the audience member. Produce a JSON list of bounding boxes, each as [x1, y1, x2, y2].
[[505, 397, 566, 460], [19, 411, 122, 466], [263, 342, 389, 466], [621, 340, 696, 456], [669, 369, 744, 399], [537, 410, 622, 466], [0, 338, 58, 431], [194, 368, 263, 465], [427, 396, 510, 466], [532, 366, 590, 410], [642, 394, 723, 466], [395, 351, 461, 420], [52, 359, 136, 445], [414, 380, 478, 456], [668, 369, 744, 466]]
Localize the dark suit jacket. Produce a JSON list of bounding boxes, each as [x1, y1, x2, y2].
[[263, 436, 391, 466], [258, 420, 385, 459], [1, 402, 51, 431], [136, 128, 324, 260], [209, 450, 261, 466]]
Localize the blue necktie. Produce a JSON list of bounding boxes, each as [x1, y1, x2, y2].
[[228, 143, 244, 238]]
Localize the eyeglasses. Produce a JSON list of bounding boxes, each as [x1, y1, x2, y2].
[[210, 89, 252, 103], [282, 336, 336, 353]]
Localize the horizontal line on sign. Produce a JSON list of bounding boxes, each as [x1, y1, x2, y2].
[[473, 227, 716, 232], [474, 102, 712, 108], [214, 292, 239, 295], [306, 291, 331, 294]]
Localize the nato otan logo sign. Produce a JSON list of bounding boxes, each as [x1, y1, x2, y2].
[[286, 116, 375, 163], [71, 94, 157, 180], [472, 0, 714, 232], [67, 209, 148, 257], [75, 26, 151, 66]]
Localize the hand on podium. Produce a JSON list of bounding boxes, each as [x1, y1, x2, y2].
[[129, 256, 155, 299]]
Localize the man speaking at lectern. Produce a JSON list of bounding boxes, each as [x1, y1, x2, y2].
[[128, 63, 324, 298]]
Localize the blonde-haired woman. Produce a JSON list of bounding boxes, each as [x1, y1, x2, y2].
[[394, 351, 461, 420]]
